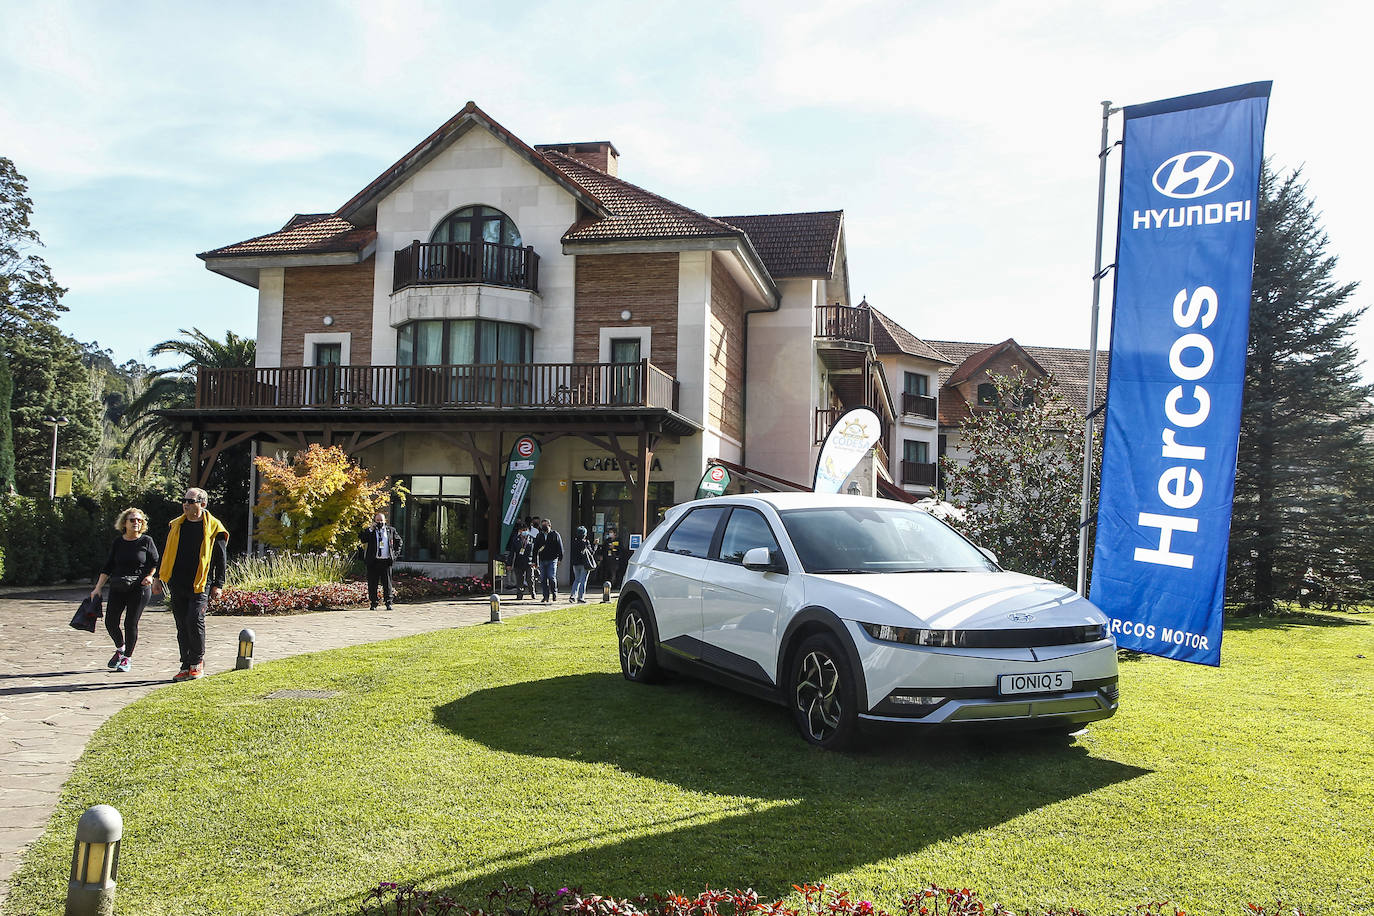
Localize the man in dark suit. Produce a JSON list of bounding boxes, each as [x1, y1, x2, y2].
[[359, 510, 403, 610]]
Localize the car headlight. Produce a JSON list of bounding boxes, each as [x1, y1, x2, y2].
[[861, 622, 1109, 648]]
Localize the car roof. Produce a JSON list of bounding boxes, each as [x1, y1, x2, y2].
[[683, 492, 923, 513]]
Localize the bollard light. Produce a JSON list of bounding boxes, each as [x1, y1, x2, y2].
[[67, 804, 121, 916], [235, 628, 256, 670], [602, 581, 611, 604], [489, 593, 502, 623]]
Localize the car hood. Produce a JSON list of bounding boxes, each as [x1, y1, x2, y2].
[[805, 570, 1106, 630]]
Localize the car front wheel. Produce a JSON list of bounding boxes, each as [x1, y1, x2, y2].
[[789, 633, 860, 750], [618, 601, 662, 683]]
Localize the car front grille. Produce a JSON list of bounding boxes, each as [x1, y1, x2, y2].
[[862, 622, 1108, 648]]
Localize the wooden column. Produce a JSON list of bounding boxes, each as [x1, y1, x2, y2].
[[635, 431, 654, 540]]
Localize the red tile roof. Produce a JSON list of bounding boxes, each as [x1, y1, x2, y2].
[[713, 211, 843, 278], [927, 338, 1110, 426], [201, 103, 843, 280], [199, 214, 376, 259], [545, 151, 746, 243], [870, 306, 954, 364]]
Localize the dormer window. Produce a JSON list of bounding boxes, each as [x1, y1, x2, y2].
[[977, 382, 999, 406], [432, 205, 521, 247]]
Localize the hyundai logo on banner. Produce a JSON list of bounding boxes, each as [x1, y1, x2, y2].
[[1132, 147, 1253, 232], [1152, 151, 1235, 198], [1091, 81, 1271, 667]]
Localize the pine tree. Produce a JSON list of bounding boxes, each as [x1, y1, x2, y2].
[[1229, 166, 1374, 613]]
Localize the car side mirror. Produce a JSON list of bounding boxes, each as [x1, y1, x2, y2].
[[742, 546, 783, 572], [977, 546, 999, 566]]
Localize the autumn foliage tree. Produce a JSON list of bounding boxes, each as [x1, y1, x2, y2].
[[253, 445, 404, 554]]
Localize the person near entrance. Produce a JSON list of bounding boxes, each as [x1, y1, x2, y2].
[[570, 526, 595, 603], [506, 518, 536, 599], [155, 487, 228, 682], [359, 510, 403, 609], [534, 518, 564, 602]]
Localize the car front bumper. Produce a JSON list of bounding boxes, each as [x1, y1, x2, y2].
[[847, 621, 1120, 728]]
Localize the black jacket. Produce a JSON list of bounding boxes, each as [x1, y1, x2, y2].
[[359, 524, 403, 563], [533, 528, 563, 562]]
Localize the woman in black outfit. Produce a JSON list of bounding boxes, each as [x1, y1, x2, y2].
[[89, 507, 160, 673]]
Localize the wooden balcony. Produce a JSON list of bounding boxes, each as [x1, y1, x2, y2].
[[196, 360, 678, 412], [392, 240, 540, 293], [814, 304, 871, 344], [902, 392, 937, 419], [901, 460, 937, 487]]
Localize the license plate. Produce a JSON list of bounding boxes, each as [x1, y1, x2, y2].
[[998, 670, 1072, 695]]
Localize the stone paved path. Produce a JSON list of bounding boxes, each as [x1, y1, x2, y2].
[[0, 586, 603, 901]]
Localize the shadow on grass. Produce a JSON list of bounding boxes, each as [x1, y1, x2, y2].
[[1223, 610, 1371, 632], [305, 672, 1150, 913]]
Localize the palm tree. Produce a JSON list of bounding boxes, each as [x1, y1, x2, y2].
[[123, 328, 255, 473]]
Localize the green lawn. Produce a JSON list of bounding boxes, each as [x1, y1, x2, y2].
[[5, 606, 1372, 916]]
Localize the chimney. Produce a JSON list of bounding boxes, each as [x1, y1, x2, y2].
[[536, 141, 619, 176]]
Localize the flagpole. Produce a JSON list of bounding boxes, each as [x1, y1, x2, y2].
[[1077, 100, 1118, 596]]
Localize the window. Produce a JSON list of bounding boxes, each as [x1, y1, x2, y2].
[[431, 205, 522, 248], [610, 337, 641, 404], [396, 320, 531, 366], [904, 372, 928, 396], [312, 343, 342, 405], [661, 507, 727, 558], [392, 475, 490, 563], [977, 382, 999, 406], [904, 440, 929, 464], [717, 508, 781, 565]]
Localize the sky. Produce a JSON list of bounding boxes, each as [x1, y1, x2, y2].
[[2, 0, 1370, 381]]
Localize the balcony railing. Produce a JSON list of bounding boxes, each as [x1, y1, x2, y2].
[[901, 460, 937, 487], [393, 240, 540, 293], [197, 360, 678, 412], [902, 392, 937, 419], [814, 304, 871, 344]]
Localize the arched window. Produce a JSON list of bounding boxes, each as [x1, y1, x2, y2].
[[431, 205, 522, 247]]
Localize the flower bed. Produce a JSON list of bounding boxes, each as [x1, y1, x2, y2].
[[359, 883, 1309, 916], [212, 572, 492, 615]]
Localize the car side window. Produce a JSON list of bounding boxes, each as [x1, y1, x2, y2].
[[659, 507, 727, 558], [717, 508, 782, 565]]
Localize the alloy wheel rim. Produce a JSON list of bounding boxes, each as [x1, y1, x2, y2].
[[621, 612, 648, 676], [795, 650, 842, 741]]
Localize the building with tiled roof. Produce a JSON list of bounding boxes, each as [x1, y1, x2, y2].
[[189, 101, 892, 580]]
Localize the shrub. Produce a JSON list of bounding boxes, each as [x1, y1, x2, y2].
[[227, 551, 352, 591], [358, 884, 1310, 916], [211, 572, 491, 615]]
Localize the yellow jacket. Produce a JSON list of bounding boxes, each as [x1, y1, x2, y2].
[[160, 510, 228, 594]]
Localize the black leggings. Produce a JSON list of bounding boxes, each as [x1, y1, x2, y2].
[[104, 586, 151, 655]]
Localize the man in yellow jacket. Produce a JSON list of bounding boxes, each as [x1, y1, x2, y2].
[[154, 486, 229, 682]]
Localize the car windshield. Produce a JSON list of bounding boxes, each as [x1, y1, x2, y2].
[[778, 506, 997, 574]]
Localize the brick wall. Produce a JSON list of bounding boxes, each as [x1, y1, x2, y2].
[[573, 253, 679, 375], [709, 256, 745, 441], [280, 259, 375, 366]]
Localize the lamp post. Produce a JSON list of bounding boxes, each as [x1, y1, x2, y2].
[[66, 804, 121, 915], [43, 416, 69, 500]]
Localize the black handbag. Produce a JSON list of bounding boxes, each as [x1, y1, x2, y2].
[[109, 574, 142, 591], [69, 595, 103, 632]]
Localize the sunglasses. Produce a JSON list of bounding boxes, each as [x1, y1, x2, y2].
[[181, 498, 205, 505], [129, 518, 146, 524]]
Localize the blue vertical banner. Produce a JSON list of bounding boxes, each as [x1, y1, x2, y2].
[[1090, 82, 1271, 666]]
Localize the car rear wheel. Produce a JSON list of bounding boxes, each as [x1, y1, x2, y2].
[[618, 601, 662, 683], [789, 633, 859, 750]]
